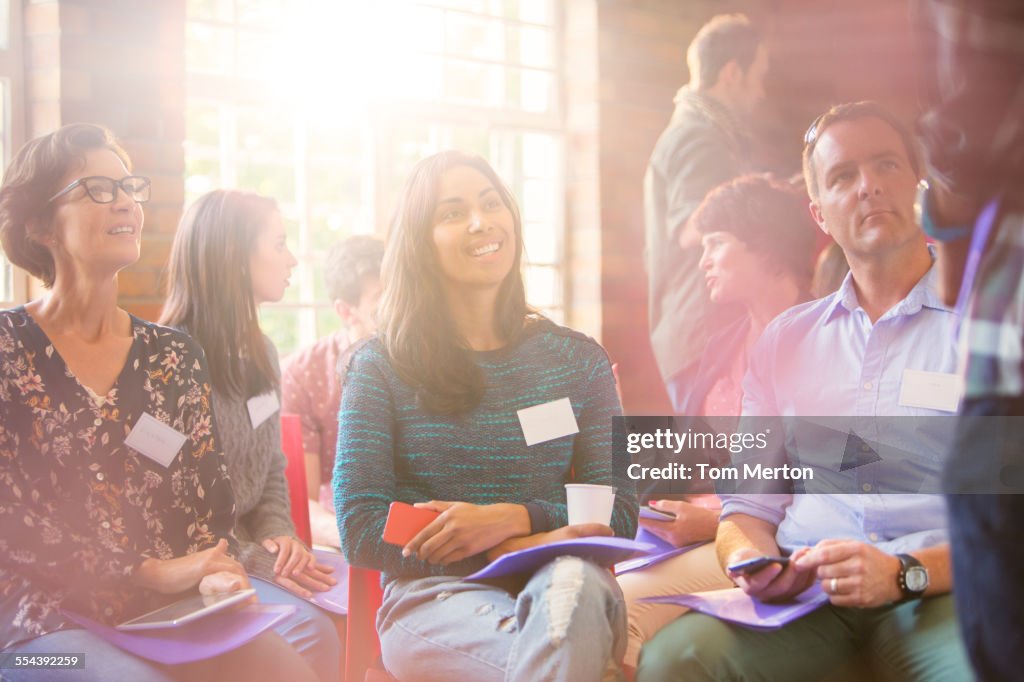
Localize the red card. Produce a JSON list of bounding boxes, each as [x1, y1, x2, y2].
[[382, 501, 440, 546]]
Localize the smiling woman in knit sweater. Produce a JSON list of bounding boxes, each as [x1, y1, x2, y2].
[[334, 150, 639, 681]]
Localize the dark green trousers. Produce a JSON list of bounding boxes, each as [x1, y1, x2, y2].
[[636, 594, 970, 682]]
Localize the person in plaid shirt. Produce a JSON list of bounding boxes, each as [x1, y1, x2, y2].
[[918, 1, 1024, 680]]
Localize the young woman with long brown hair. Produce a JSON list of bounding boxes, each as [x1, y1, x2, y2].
[[335, 150, 638, 681], [161, 189, 341, 681]]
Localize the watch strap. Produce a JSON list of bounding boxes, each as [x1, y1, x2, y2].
[[896, 553, 926, 601]]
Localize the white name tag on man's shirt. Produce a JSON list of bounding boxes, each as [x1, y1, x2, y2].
[[898, 369, 963, 412], [125, 413, 188, 467], [247, 391, 280, 429], [517, 397, 579, 446]]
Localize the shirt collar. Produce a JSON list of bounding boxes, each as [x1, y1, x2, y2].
[[673, 86, 744, 145], [823, 246, 952, 325]]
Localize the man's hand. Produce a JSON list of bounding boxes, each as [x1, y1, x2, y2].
[[403, 501, 531, 566], [793, 540, 902, 608], [639, 499, 719, 547], [485, 523, 614, 563], [726, 546, 815, 603]]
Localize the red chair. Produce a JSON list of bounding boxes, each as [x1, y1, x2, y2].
[[280, 413, 347, 679], [280, 413, 312, 546], [346, 565, 394, 681]]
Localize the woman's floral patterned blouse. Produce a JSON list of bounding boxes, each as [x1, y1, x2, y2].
[[0, 306, 237, 649]]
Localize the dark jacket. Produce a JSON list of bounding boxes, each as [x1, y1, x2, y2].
[[644, 88, 749, 383]]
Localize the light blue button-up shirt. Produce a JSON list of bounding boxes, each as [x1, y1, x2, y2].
[[721, 258, 958, 554]]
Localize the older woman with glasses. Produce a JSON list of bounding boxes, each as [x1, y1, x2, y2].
[[0, 123, 320, 681]]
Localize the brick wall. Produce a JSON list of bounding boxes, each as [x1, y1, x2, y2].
[[23, 0, 186, 320], [17, 0, 925, 411]]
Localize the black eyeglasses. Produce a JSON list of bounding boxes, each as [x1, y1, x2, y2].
[[48, 175, 152, 205], [804, 113, 826, 146]]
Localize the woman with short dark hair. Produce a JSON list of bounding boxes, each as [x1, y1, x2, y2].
[[0, 123, 318, 681], [620, 173, 818, 670]]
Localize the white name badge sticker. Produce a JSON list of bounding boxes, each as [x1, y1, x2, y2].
[[247, 391, 280, 429], [517, 397, 579, 446], [898, 369, 963, 412], [124, 413, 188, 467]]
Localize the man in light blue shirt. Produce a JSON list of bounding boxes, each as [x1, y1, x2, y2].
[[637, 102, 971, 681]]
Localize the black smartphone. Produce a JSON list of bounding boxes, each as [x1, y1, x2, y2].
[[726, 555, 789, 575], [640, 505, 677, 521]]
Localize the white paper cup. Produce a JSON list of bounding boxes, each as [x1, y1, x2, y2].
[[565, 484, 615, 526]]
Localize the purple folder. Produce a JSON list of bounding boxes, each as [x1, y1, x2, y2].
[[252, 549, 350, 615], [465, 536, 655, 581], [65, 604, 295, 664], [641, 583, 828, 629], [308, 548, 349, 614], [614, 527, 709, 574]]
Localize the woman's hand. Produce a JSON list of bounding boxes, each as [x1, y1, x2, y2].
[[640, 499, 720, 547], [262, 535, 337, 598], [198, 570, 247, 596], [132, 539, 251, 594], [273, 560, 337, 598], [262, 535, 314, 577], [485, 523, 614, 563], [403, 501, 531, 566]]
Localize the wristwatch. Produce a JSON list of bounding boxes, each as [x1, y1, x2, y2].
[[915, 178, 972, 242], [896, 553, 929, 601]]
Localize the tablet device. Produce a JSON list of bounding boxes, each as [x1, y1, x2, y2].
[[116, 588, 256, 630], [382, 501, 440, 546]]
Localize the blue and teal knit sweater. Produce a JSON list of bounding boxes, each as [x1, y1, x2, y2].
[[333, 320, 638, 583]]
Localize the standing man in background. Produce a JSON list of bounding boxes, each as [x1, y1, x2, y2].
[[644, 13, 769, 412]]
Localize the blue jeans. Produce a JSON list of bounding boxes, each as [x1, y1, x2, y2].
[[378, 556, 627, 682], [944, 395, 1024, 682], [3, 627, 314, 682], [253, 579, 342, 682], [4, 582, 340, 682]]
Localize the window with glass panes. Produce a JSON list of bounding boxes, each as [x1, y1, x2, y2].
[[185, 0, 565, 356], [0, 0, 24, 308]]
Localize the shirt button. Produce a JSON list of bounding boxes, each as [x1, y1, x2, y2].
[[869, 532, 879, 541], [861, 444, 871, 452], [94, 418, 103, 426], [96, 472, 105, 481], [862, 483, 872, 492], [101, 521, 110, 529], [863, 382, 873, 390]]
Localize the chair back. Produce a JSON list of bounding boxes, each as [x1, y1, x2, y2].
[[280, 413, 312, 546]]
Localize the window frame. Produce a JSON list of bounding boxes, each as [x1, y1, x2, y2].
[[0, 0, 26, 308], [185, 0, 568, 354]]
